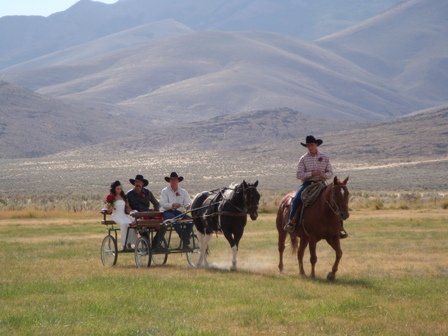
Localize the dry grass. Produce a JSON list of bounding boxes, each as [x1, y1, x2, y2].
[[1, 210, 447, 335]]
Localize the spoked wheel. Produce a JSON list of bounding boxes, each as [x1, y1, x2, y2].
[[134, 237, 151, 268], [187, 234, 203, 267], [101, 235, 118, 267], [152, 237, 168, 265]]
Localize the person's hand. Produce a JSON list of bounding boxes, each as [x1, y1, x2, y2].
[[172, 202, 181, 209], [312, 169, 321, 177]]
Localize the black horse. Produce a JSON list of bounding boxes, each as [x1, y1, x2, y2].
[[191, 180, 260, 270]]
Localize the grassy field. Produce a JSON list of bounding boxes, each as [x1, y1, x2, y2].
[[1, 210, 447, 335]]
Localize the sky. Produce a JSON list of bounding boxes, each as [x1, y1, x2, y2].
[[0, 0, 118, 18]]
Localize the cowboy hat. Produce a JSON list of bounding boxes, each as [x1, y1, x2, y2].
[[301, 135, 323, 147], [110, 180, 121, 189], [164, 172, 184, 182], [129, 174, 148, 186]]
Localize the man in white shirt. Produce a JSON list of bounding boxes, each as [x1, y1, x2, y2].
[[160, 172, 193, 247]]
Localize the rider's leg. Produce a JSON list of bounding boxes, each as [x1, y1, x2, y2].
[[285, 182, 310, 232]]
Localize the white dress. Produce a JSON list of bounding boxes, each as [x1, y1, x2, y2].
[[111, 199, 137, 249]]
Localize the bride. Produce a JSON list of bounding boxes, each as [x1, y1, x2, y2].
[[106, 180, 137, 250]]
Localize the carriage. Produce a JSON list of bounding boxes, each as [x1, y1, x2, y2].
[[100, 209, 202, 268], [100, 179, 260, 270]]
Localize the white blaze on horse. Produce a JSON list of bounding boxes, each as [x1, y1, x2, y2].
[[191, 180, 260, 270]]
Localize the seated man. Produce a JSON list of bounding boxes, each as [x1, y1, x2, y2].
[[160, 172, 193, 248], [126, 174, 161, 243]]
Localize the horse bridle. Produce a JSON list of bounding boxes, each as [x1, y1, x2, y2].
[[326, 184, 348, 218], [221, 184, 259, 214]]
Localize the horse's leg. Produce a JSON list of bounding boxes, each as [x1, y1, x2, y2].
[[231, 225, 246, 271], [277, 207, 288, 274], [297, 237, 308, 276], [231, 245, 238, 271], [308, 240, 318, 278], [197, 231, 211, 268], [325, 237, 342, 281], [278, 230, 287, 274], [222, 227, 239, 271]]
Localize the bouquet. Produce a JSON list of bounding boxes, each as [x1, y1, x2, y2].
[[106, 194, 116, 208]]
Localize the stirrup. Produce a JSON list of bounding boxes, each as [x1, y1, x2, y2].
[[284, 221, 295, 233]]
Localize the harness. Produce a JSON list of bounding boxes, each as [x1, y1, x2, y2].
[[202, 185, 258, 233]]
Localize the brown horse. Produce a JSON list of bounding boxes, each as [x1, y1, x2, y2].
[[276, 176, 350, 280]]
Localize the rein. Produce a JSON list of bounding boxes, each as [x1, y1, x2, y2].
[[325, 184, 347, 218], [219, 185, 258, 215]]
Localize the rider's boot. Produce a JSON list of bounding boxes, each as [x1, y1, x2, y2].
[[284, 220, 295, 233]]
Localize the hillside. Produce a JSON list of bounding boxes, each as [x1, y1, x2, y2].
[[0, 0, 402, 69], [317, 0, 448, 103], [0, 106, 445, 195], [0, 0, 447, 162], [0, 81, 142, 159], [0, 31, 426, 125]]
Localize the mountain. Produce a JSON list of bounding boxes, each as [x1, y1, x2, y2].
[[316, 0, 448, 104], [0, 0, 447, 161], [0, 0, 402, 70], [0, 80, 141, 159], [67, 107, 375, 154], [0, 31, 427, 124], [1, 20, 193, 73]]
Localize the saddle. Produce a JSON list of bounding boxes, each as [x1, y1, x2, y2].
[[293, 182, 326, 229]]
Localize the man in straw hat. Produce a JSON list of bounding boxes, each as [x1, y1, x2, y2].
[[284, 135, 348, 238]]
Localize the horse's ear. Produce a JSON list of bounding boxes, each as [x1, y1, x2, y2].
[[333, 176, 338, 184], [343, 176, 349, 184], [254, 180, 259, 188], [243, 180, 248, 188]]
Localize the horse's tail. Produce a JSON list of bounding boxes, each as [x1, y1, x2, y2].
[[290, 233, 298, 255]]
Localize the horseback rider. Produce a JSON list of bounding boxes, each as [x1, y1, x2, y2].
[[284, 135, 348, 238]]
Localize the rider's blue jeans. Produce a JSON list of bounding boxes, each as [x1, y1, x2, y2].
[[288, 181, 313, 222]]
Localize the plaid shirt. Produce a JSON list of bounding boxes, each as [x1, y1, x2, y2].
[[296, 150, 333, 182]]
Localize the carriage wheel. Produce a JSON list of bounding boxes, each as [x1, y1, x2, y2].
[[134, 237, 151, 268], [101, 235, 118, 267], [186, 234, 202, 267], [151, 237, 168, 265]]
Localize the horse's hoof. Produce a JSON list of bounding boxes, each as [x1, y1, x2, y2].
[[327, 272, 335, 281], [279, 270, 285, 275]]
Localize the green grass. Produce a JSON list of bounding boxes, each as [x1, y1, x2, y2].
[[1, 211, 447, 335]]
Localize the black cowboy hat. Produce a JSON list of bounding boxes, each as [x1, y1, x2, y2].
[[164, 172, 184, 183], [110, 180, 121, 189], [129, 174, 149, 187], [301, 135, 323, 147]]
